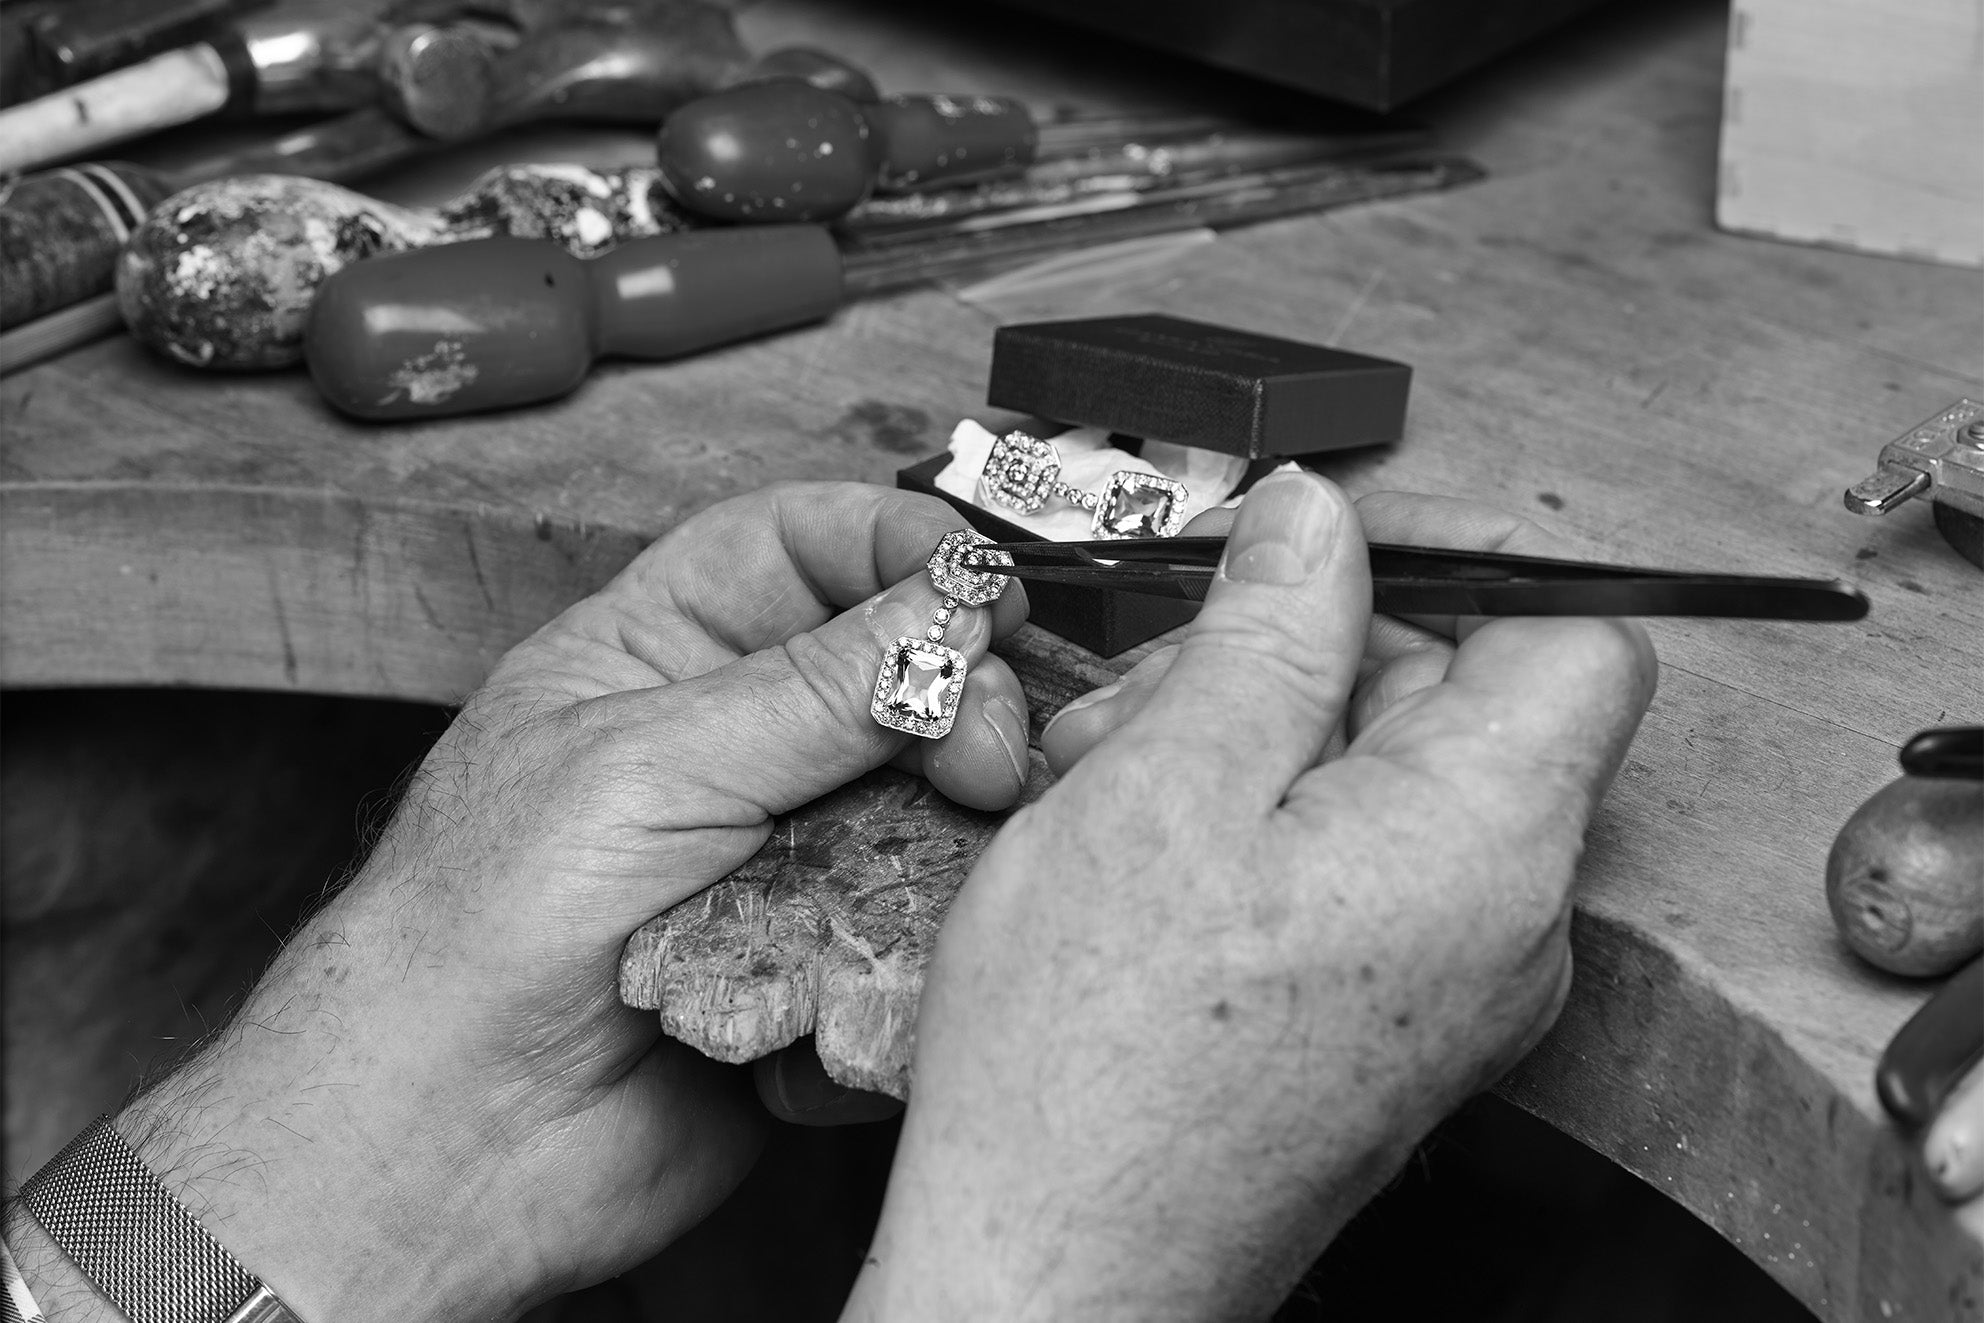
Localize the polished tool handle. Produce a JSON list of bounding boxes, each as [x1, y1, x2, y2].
[[0, 0, 269, 106], [656, 81, 1039, 224], [0, 11, 494, 174], [0, 43, 245, 175], [305, 227, 843, 419]]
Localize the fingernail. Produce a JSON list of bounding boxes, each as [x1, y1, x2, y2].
[[1052, 681, 1123, 721], [1925, 1121, 1980, 1198], [1222, 471, 1341, 585], [984, 694, 1029, 790]]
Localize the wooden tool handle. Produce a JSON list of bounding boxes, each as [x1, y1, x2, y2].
[[0, 41, 245, 175], [305, 228, 844, 420], [0, 162, 172, 329], [2, 0, 267, 105], [865, 95, 1037, 192]]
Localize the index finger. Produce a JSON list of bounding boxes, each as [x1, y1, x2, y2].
[[1354, 490, 1587, 642], [1314, 609, 1658, 855], [600, 481, 1029, 679]]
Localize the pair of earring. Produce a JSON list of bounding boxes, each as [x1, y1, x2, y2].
[[977, 430, 1189, 540], [873, 433, 1194, 742]]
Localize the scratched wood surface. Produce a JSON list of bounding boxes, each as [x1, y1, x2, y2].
[[2, 1, 1981, 1317]]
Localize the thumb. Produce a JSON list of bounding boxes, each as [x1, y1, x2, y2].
[[1126, 470, 1371, 807], [587, 563, 1027, 819]]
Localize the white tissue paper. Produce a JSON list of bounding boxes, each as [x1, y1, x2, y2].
[[938, 419, 1251, 540]]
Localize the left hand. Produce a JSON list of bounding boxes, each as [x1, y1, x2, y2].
[[85, 483, 1030, 1322]]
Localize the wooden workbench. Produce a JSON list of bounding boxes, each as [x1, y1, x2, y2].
[[2, 1, 1979, 1317]]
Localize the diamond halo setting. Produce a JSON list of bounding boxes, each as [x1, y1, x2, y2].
[[871, 529, 1012, 739], [978, 431, 1062, 514], [1092, 471, 1189, 539]]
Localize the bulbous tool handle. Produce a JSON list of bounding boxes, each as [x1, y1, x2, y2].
[[118, 174, 447, 370], [864, 94, 1036, 192], [657, 82, 1038, 223], [305, 226, 844, 421]]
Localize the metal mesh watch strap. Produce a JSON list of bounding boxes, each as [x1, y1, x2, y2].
[[17, 1116, 302, 1323]]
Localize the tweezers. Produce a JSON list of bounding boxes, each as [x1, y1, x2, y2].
[[961, 537, 1870, 620]]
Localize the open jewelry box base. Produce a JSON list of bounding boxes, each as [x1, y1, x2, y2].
[[898, 450, 1207, 657]]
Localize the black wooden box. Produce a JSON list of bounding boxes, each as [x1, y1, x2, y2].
[[991, 0, 1615, 111]]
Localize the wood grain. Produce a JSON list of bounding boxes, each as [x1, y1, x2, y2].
[[619, 629, 1114, 1097], [1, 1, 1980, 1316], [1718, 0, 1984, 267]]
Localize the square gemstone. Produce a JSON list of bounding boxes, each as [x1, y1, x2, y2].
[[979, 431, 1061, 514], [1093, 472, 1188, 539], [871, 637, 968, 738]]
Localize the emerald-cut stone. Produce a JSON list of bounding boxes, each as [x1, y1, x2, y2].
[[1093, 472, 1188, 539], [871, 638, 967, 737]]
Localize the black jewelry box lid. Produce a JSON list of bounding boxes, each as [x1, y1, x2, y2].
[[987, 313, 1410, 459]]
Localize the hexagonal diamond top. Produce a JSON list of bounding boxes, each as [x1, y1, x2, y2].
[[927, 528, 1012, 606], [978, 431, 1062, 514]]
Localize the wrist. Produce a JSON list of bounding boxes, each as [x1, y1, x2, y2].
[[4, 1200, 114, 1322], [112, 1028, 530, 1323]]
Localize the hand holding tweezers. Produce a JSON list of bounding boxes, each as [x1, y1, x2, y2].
[[961, 537, 1870, 620]]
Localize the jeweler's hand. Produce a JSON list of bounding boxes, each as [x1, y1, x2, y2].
[[22, 484, 1027, 1323], [845, 472, 1659, 1321], [1925, 1056, 1984, 1218]]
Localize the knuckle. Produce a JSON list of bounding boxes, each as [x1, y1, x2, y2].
[[1182, 614, 1350, 725], [768, 628, 876, 734]]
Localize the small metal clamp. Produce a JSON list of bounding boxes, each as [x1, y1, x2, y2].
[[1845, 399, 1984, 568]]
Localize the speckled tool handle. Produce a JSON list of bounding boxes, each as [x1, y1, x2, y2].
[[117, 166, 692, 370], [657, 83, 1038, 223], [865, 95, 1037, 192], [304, 227, 844, 420], [0, 162, 174, 330]]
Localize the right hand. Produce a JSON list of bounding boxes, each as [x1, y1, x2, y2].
[[844, 471, 1659, 1320]]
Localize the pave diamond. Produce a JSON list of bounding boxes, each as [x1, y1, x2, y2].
[[871, 637, 967, 737], [1093, 471, 1189, 539], [978, 431, 1061, 514], [928, 529, 1012, 606]]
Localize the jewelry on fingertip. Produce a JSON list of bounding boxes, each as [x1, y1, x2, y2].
[[871, 529, 1013, 740], [977, 429, 1190, 539]]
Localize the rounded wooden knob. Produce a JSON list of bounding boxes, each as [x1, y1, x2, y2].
[[380, 25, 498, 141], [1827, 774, 1984, 977]]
